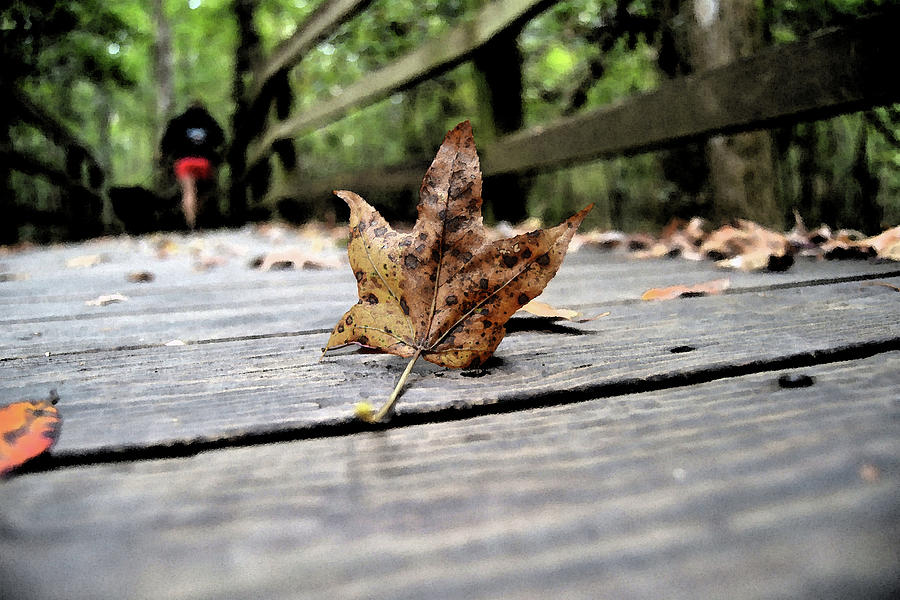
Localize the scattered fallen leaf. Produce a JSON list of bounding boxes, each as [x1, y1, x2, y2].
[[515, 301, 609, 323], [570, 230, 629, 252], [250, 248, 342, 271], [323, 121, 591, 422], [642, 278, 731, 301], [859, 463, 880, 483], [126, 271, 155, 283], [154, 237, 180, 259], [518, 300, 580, 320], [0, 391, 61, 477], [85, 293, 128, 306], [193, 255, 227, 271], [66, 254, 104, 268], [858, 225, 900, 261], [860, 281, 900, 293]]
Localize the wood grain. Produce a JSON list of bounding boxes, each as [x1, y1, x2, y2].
[[1, 272, 897, 454], [1, 355, 897, 600], [3, 231, 898, 358]]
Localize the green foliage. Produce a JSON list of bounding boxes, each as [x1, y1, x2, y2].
[[5, 0, 900, 242]]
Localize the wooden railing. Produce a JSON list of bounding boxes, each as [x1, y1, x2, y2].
[[237, 1, 900, 217], [3, 89, 106, 242]]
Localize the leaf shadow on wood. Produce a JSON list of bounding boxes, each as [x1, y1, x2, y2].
[[505, 317, 593, 336]]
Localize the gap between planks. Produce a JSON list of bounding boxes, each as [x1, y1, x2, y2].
[[12, 335, 900, 477]]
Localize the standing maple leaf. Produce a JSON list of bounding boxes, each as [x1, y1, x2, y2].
[[324, 121, 591, 421]]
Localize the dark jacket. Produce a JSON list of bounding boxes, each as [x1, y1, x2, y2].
[[160, 105, 225, 163]]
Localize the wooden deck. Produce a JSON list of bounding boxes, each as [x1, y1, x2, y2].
[[1, 226, 898, 599]]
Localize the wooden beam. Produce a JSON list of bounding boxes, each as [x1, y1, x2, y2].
[[0, 146, 98, 197], [483, 13, 900, 175], [278, 12, 900, 201], [11, 89, 103, 181], [249, 0, 372, 100], [247, 0, 557, 167], [269, 164, 423, 202]]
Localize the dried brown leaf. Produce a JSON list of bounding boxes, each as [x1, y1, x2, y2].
[[323, 121, 590, 420], [641, 278, 731, 301]]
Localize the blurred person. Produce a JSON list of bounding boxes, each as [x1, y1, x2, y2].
[[160, 100, 225, 229]]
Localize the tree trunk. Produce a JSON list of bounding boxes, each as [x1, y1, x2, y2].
[[152, 0, 175, 145], [152, 0, 176, 200], [684, 0, 782, 228], [473, 31, 528, 223], [227, 0, 263, 225]]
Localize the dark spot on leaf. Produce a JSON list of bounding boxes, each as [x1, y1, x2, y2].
[[447, 215, 466, 233], [337, 324, 345, 333], [429, 273, 436, 282], [438, 209, 446, 221], [374, 226, 387, 237], [345, 315, 353, 325], [400, 298, 410, 315], [400, 239, 412, 247], [461, 251, 473, 262], [482, 320, 492, 328], [418, 232, 428, 241], [536, 253, 550, 266], [354, 271, 364, 282], [522, 248, 532, 259], [479, 278, 489, 290], [358, 220, 367, 232], [445, 295, 458, 305], [365, 293, 379, 304], [358, 336, 370, 346], [415, 244, 425, 254], [404, 255, 419, 269], [517, 293, 529, 305], [527, 231, 540, 240], [502, 255, 518, 268]]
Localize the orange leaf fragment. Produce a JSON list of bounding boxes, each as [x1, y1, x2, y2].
[[642, 278, 731, 301], [0, 391, 61, 477]]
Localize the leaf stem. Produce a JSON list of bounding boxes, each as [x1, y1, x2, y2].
[[358, 348, 422, 423]]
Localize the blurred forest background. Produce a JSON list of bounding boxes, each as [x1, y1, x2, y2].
[[2, 0, 899, 244]]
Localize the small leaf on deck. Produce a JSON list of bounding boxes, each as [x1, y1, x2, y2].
[[0, 391, 62, 477]]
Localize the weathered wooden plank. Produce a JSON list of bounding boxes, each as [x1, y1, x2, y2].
[[483, 14, 900, 175], [1, 276, 897, 454], [246, 0, 557, 167], [4, 231, 899, 357], [1, 355, 897, 599], [249, 0, 372, 99]]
